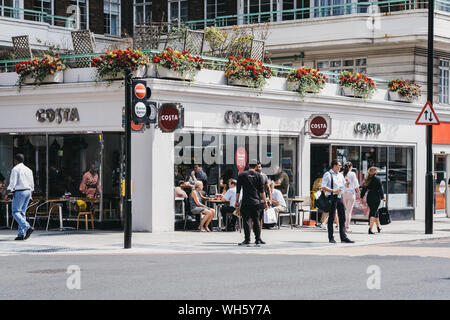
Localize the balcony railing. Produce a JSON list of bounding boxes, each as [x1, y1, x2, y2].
[[185, 0, 449, 29], [0, 49, 390, 87], [0, 5, 76, 28]]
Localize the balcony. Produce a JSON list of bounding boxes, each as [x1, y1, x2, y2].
[[0, 5, 118, 53], [185, 0, 450, 53]]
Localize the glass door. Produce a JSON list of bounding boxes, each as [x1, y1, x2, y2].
[[434, 155, 447, 215]]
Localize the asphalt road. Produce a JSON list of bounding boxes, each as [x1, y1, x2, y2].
[[1, 238, 450, 300]]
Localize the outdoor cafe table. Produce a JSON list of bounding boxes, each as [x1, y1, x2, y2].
[[285, 198, 305, 227], [206, 198, 229, 231], [0, 199, 12, 228], [44, 197, 99, 230]]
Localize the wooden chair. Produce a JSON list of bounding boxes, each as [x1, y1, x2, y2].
[[12, 35, 33, 59], [71, 30, 96, 68], [75, 201, 95, 231]]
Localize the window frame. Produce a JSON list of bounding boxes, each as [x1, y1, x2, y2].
[[168, 0, 188, 27], [134, 0, 152, 25], [104, 0, 121, 37], [33, 0, 53, 25], [70, 0, 89, 30], [315, 57, 367, 83], [439, 59, 450, 105]]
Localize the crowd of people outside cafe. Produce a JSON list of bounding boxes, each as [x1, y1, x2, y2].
[[175, 158, 387, 245]]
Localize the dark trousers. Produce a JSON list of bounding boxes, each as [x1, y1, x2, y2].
[[241, 205, 261, 242], [328, 196, 348, 241], [221, 206, 237, 230]]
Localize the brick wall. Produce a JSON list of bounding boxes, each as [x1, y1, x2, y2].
[[89, 0, 104, 35]]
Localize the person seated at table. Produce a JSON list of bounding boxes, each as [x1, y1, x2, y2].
[[175, 180, 188, 199], [221, 179, 238, 231], [274, 166, 289, 196], [79, 164, 100, 199], [270, 181, 288, 224], [0, 171, 6, 197], [189, 181, 215, 232]]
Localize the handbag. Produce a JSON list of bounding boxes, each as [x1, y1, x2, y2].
[[315, 172, 333, 212], [232, 207, 241, 217], [263, 207, 277, 224], [378, 203, 391, 225]]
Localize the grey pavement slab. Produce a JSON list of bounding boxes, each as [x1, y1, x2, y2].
[[0, 217, 449, 255]]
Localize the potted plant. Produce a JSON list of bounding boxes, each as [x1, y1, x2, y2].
[[92, 48, 149, 82], [388, 79, 421, 102], [287, 67, 326, 97], [16, 54, 65, 89], [152, 48, 204, 81], [225, 56, 273, 92], [339, 71, 376, 100]]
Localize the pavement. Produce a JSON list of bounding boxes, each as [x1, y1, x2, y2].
[[0, 217, 449, 256]]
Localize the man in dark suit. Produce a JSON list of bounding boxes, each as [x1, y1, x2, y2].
[[235, 160, 268, 247]]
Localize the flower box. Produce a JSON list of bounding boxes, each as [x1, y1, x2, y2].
[[388, 91, 414, 103], [64, 67, 97, 83], [286, 81, 315, 93], [227, 78, 249, 87], [156, 66, 197, 81], [341, 86, 363, 98], [196, 69, 227, 85], [0, 72, 19, 86], [101, 65, 147, 80], [146, 63, 156, 78], [23, 71, 64, 84]]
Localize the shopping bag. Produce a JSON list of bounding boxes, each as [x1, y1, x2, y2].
[[315, 191, 331, 212], [232, 207, 241, 217], [263, 207, 277, 224], [378, 206, 391, 225]]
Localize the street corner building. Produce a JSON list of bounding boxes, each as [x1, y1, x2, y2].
[[0, 0, 450, 232]]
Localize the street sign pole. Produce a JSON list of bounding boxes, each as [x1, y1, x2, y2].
[[426, 0, 434, 234], [124, 68, 133, 248]]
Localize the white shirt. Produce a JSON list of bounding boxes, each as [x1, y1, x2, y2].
[[271, 188, 287, 208], [224, 187, 237, 208], [7, 163, 34, 192], [344, 171, 359, 194], [321, 169, 345, 198]]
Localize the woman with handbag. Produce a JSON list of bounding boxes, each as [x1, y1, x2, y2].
[[361, 167, 386, 234]]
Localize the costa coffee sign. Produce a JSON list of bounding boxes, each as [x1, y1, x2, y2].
[[158, 103, 183, 133], [36, 108, 79, 124], [305, 114, 331, 138]]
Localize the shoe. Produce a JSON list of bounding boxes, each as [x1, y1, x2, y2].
[[341, 238, 354, 243], [238, 240, 251, 246], [377, 227, 382, 233], [14, 236, 24, 241], [24, 227, 34, 240], [255, 239, 266, 245], [368, 228, 375, 234], [329, 239, 336, 243]]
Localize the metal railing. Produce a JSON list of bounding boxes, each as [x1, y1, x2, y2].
[[0, 49, 389, 87], [185, 0, 449, 29], [0, 5, 76, 28]]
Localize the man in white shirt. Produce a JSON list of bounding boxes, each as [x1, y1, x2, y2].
[[269, 181, 287, 226], [321, 159, 354, 244], [221, 179, 238, 231], [4, 154, 34, 240]]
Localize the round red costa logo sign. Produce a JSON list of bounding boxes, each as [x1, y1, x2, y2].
[[134, 83, 146, 99], [159, 104, 180, 132], [310, 116, 328, 137], [235, 147, 247, 173]]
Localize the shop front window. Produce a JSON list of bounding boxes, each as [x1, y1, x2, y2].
[[434, 154, 447, 215], [387, 147, 414, 209], [0, 133, 124, 228], [174, 131, 298, 228]]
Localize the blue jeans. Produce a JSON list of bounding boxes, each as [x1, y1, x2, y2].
[[12, 190, 31, 237]]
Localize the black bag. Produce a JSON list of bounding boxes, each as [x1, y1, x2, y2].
[[378, 206, 391, 225], [315, 172, 333, 212]]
